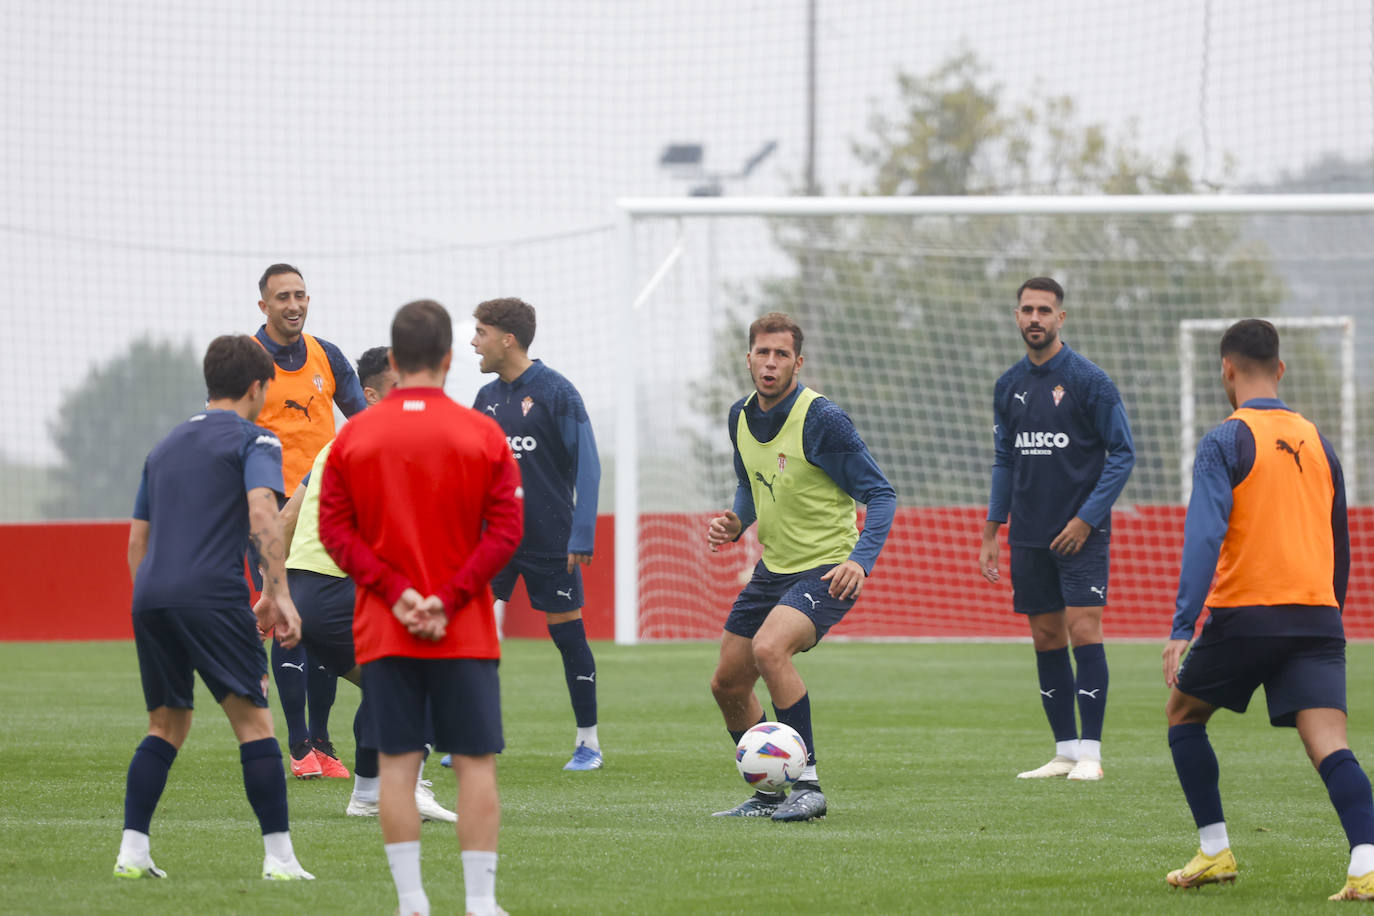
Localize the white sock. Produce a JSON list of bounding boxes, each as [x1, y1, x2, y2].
[[263, 831, 294, 863], [576, 726, 600, 752], [1350, 843, 1374, 876], [353, 775, 380, 803], [398, 890, 430, 916], [1055, 740, 1079, 760], [494, 599, 506, 641], [119, 829, 150, 862], [462, 850, 499, 916], [1198, 821, 1229, 856], [799, 765, 819, 783], [1077, 739, 1102, 762], [386, 841, 426, 911]]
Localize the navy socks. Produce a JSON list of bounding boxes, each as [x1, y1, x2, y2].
[[1035, 647, 1078, 742], [123, 735, 177, 833], [548, 619, 597, 729], [240, 737, 289, 835]]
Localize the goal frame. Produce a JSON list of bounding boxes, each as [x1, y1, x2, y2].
[[614, 193, 1374, 644]]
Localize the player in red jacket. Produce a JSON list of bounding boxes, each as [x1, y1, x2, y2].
[[320, 300, 522, 916]]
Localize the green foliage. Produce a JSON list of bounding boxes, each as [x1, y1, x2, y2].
[[5, 639, 1374, 913], [45, 338, 205, 519], [699, 51, 1290, 507]]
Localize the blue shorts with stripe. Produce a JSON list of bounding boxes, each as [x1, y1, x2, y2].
[[490, 553, 583, 613], [289, 568, 357, 676], [1010, 532, 1110, 615], [724, 561, 855, 646], [360, 657, 503, 755], [133, 606, 269, 710], [1177, 626, 1346, 728]]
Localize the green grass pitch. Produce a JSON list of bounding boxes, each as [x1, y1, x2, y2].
[[3, 639, 1373, 914]]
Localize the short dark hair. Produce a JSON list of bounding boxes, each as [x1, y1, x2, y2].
[[258, 263, 304, 297], [204, 334, 275, 401], [1219, 318, 1280, 372], [748, 312, 804, 354], [391, 300, 452, 373], [473, 297, 536, 351], [1016, 276, 1065, 304], [355, 346, 392, 390]]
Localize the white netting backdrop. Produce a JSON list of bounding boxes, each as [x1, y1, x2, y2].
[[623, 204, 1374, 640], [5, 1, 1374, 640]]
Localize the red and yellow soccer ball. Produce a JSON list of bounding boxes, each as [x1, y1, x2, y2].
[[735, 722, 807, 792]]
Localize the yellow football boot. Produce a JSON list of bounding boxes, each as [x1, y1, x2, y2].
[[1166, 848, 1237, 888]]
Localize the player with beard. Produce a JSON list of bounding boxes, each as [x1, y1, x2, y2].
[[252, 263, 368, 780], [707, 312, 896, 822], [979, 277, 1135, 781]]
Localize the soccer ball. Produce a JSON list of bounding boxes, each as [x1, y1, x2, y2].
[[735, 722, 807, 792]]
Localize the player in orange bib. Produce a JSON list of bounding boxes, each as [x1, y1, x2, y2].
[[1163, 319, 1374, 900], [253, 264, 368, 780]]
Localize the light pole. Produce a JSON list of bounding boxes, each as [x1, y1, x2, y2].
[[657, 140, 779, 316]]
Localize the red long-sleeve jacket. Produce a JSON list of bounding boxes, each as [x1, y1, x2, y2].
[[319, 387, 523, 663]]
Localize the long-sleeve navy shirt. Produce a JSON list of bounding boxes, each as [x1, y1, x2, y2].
[[728, 385, 896, 574]]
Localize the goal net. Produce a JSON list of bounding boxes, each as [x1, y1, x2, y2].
[[616, 195, 1374, 643]]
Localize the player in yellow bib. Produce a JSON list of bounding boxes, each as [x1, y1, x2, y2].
[[707, 312, 896, 822]]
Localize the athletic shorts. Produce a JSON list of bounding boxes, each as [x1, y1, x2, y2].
[[289, 568, 358, 676], [1176, 631, 1346, 727], [360, 657, 503, 756], [490, 554, 583, 613], [133, 606, 270, 710], [723, 561, 855, 646], [1010, 533, 1110, 615]]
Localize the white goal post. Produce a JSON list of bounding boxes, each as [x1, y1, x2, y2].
[[614, 193, 1374, 645], [1179, 316, 1356, 506]]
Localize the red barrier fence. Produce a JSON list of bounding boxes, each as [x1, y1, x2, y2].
[[5, 507, 1373, 641]]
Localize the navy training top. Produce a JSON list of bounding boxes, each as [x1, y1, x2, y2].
[[728, 384, 896, 574], [253, 326, 367, 419], [132, 409, 285, 611], [987, 344, 1135, 547], [1171, 397, 1348, 640], [474, 360, 600, 558]]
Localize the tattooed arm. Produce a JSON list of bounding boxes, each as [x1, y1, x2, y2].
[[247, 485, 302, 648]]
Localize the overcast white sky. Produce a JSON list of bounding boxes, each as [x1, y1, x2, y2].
[[3, 0, 1373, 480]]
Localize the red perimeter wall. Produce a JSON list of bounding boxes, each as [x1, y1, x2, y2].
[[5, 508, 1374, 641]]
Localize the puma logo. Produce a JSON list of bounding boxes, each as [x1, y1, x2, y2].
[[576, 672, 595, 683], [1078, 688, 1101, 699], [802, 592, 820, 610], [484, 404, 498, 414], [754, 470, 777, 502], [1090, 586, 1105, 599], [556, 588, 573, 600], [1276, 438, 1305, 472], [284, 396, 315, 420], [279, 661, 305, 672], [1039, 688, 1055, 698], [1013, 391, 1028, 405]]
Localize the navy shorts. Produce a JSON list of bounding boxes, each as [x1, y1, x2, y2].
[[1176, 631, 1346, 727], [289, 569, 358, 676], [133, 606, 269, 710], [360, 657, 503, 756], [724, 561, 855, 646], [490, 554, 583, 613], [1010, 534, 1110, 615]]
